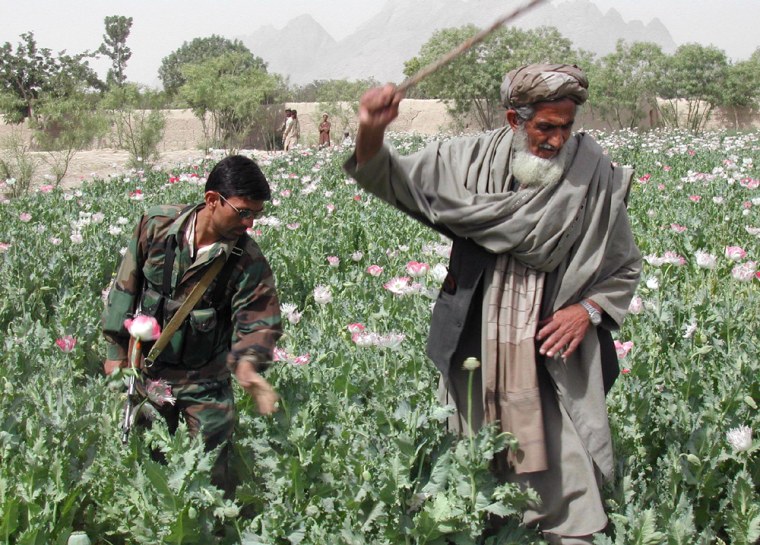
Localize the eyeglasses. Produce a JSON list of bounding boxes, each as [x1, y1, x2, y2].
[[218, 194, 265, 220]]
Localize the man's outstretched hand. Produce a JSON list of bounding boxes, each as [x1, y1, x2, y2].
[[355, 84, 404, 166], [234, 359, 279, 415]]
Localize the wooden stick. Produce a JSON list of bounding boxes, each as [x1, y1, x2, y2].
[[396, 0, 549, 94]]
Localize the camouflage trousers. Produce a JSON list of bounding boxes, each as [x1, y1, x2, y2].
[[138, 378, 237, 496]]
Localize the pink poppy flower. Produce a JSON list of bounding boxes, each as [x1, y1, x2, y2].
[[327, 256, 340, 267], [725, 246, 747, 261], [293, 353, 311, 365], [689, 195, 701, 203], [55, 335, 77, 352], [739, 177, 759, 189], [273, 347, 292, 362], [347, 323, 365, 334], [621, 368, 631, 375], [19, 212, 32, 222], [731, 261, 756, 282], [614, 340, 633, 359], [124, 314, 161, 341], [638, 174, 651, 183], [670, 224, 687, 233], [326, 204, 335, 214], [0, 242, 10, 253], [406, 261, 430, 278], [145, 379, 176, 406], [384, 276, 411, 295], [366, 265, 384, 277], [39, 184, 54, 193]]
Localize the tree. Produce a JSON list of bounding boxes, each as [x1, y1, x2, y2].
[[721, 51, 760, 129], [98, 15, 133, 88], [0, 32, 102, 123], [101, 83, 166, 168], [656, 43, 729, 132], [404, 25, 583, 130], [303, 78, 380, 136], [178, 52, 280, 150], [32, 93, 109, 185], [589, 41, 665, 130], [158, 35, 266, 96]]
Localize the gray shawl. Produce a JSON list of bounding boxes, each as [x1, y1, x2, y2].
[[346, 127, 641, 478]]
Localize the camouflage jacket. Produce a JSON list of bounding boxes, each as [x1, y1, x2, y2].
[[102, 204, 282, 385]]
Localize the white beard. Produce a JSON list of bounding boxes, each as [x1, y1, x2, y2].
[[510, 126, 572, 188]]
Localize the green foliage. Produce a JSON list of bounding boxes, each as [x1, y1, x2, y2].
[[656, 44, 730, 132], [588, 41, 665, 130], [31, 93, 109, 185], [404, 25, 583, 130], [0, 32, 102, 124], [0, 129, 38, 197], [178, 52, 281, 151], [97, 15, 133, 88], [0, 130, 758, 543], [290, 78, 380, 103], [721, 56, 760, 129], [294, 78, 381, 137], [101, 83, 166, 168], [159, 35, 266, 96]]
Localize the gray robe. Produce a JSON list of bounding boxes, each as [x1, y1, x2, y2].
[[344, 127, 641, 480]]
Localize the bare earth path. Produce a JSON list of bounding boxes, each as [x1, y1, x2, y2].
[[33, 149, 211, 190]]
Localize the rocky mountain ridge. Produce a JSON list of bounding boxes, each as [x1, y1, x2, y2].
[[240, 0, 676, 85]]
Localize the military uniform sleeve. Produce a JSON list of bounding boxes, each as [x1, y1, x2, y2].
[[226, 250, 283, 373], [102, 215, 149, 361]]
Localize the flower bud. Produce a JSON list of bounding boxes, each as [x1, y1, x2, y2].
[[462, 357, 481, 371]]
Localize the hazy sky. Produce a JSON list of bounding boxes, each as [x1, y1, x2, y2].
[[1, 0, 758, 87]]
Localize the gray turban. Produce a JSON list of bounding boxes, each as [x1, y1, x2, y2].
[[500, 63, 588, 108]]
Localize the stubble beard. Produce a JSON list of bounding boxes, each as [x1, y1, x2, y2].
[[511, 125, 571, 188]]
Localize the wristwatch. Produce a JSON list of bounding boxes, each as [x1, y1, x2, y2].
[[580, 300, 602, 326]]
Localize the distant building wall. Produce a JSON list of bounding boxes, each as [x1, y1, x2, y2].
[[2, 101, 759, 153]]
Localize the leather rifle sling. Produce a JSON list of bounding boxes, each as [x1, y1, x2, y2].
[[144, 254, 226, 367]]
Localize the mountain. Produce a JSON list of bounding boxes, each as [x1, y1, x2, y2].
[[239, 0, 676, 85]]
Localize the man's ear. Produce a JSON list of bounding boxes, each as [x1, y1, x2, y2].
[[506, 109, 520, 130], [204, 191, 220, 208]]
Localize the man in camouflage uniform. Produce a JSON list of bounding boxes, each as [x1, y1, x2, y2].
[[102, 154, 282, 495]]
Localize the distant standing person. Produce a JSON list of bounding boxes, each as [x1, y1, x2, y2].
[[283, 109, 300, 151], [319, 113, 331, 148], [279, 108, 292, 149]]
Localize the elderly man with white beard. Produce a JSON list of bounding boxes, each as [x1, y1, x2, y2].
[[344, 64, 642, 543]]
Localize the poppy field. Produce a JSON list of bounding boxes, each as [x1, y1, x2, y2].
[[0, 129, 758, 544]]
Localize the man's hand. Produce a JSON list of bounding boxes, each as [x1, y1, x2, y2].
[[355, 84, 404, 166], [104, 359, 128, 375], [536, 303, 594, 360], [234, 359, 279, 415]]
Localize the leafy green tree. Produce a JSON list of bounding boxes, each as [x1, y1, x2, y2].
[[101, 83, 167, 168], [404, 25, 583, 130], [589, 41, 665, 130], [158, 35, 266, 96], [98, 15, 133, 88], [32, 93, 109, 185], [297, 78, 380, 136], [0, 32, 101, 123], [178, 52, 281, 150], [721, 50, 760, 129], [656, 43, 729, 132]]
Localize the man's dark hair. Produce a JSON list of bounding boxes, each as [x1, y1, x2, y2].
[[205, 155, 271, 201], [285, 108, 292, 114]]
